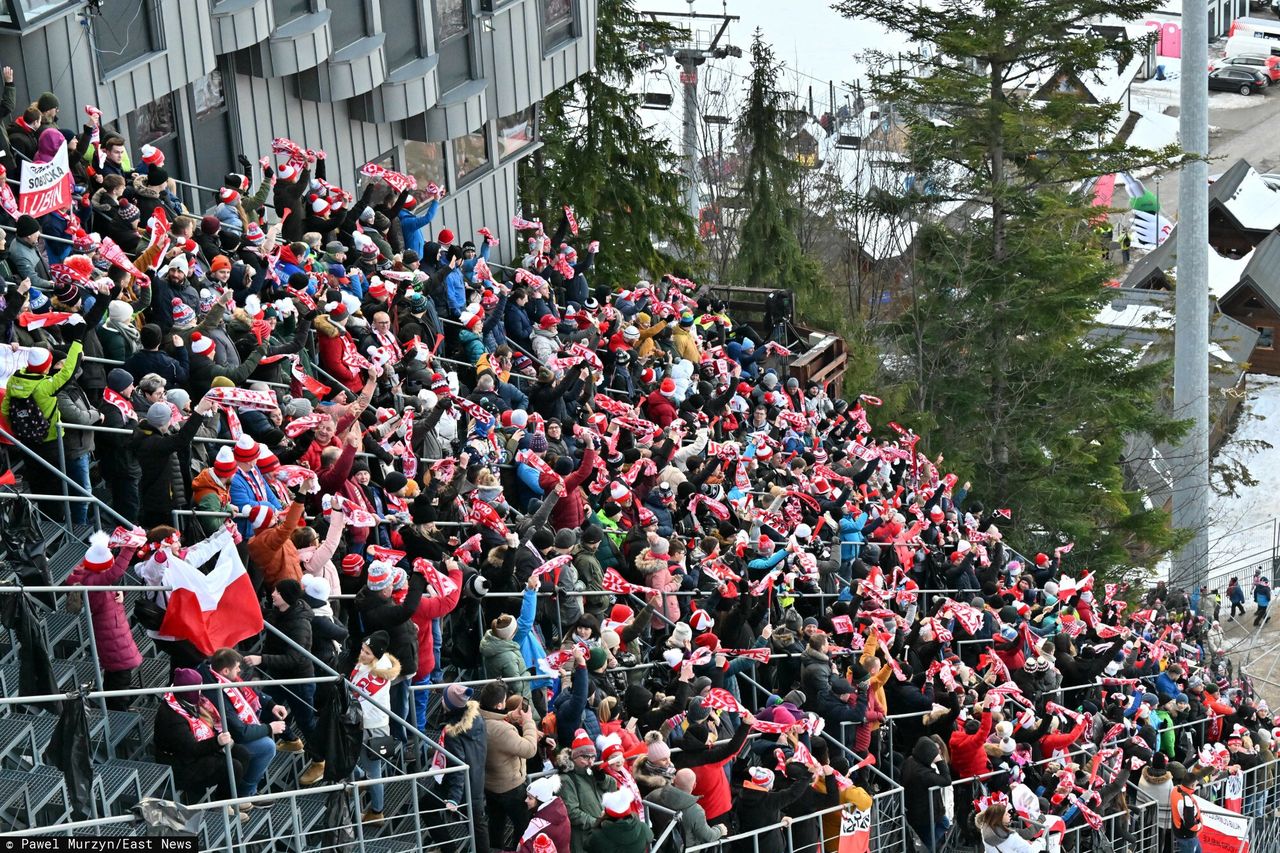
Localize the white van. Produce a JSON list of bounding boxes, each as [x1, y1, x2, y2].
[[1228, 17, 1280, 50], [1225, 33, 1280, 59]]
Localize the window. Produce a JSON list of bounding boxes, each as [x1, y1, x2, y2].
[[434, 0, 472, 92], [328, 0, 369, 50], [193, 70, 226, 121], [541, 0, 574, 48], [132, 94, 177, 147], [93, 0, 160, 75], [381, 0, 423, 69], [272, 0, 311, 25], [404, 141, 446, 191], [452, 128, 488, 184], [1258, 327, 1275, 350], [496, 106, 536, 159]]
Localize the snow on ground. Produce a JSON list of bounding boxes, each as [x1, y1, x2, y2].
[[1208, 375, 1280, 573], [1127, 110, 1180, 149]]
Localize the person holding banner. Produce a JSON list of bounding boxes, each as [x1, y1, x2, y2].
[[1169, 763, 1203, 853]]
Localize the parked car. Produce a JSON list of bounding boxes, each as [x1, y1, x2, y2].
[[1209, 54, 1280, 82], [1208, 66, 1269, 95]]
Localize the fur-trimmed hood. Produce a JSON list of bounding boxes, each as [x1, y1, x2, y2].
[[1141, 767, 1171, 785], [443, 699, 481, 737], [313, 313, 346, 339], [370, 653, 401, 683]]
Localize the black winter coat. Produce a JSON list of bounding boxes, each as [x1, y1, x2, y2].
[[131, 412, 206, 522], [735, 776, 814, 853], [260, 599, 315, 679], [349, 571, 426, 676]]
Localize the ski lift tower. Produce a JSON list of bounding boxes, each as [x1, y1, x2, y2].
[[643, 2, 739, 223]]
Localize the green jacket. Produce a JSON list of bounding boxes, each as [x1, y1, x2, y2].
[[574, 547, 608, 617], [585, 816, 653, 853], [559, 767, 616, 853], [2, 341, 83, 442], [1155, 709, 1176, 757], [479, 629, 531, 704]]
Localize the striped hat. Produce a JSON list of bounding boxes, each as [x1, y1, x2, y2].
[[246, 505, 276, 531], [190, 332, 215, 357], [366, 560, 393, 591], [341, 553, 365, 577], [82, 531, 113, 573], [212, 446, 236, 479], [233, 434, 259, 464]]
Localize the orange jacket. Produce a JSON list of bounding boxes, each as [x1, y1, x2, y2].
[[248, 501, 305, 589]]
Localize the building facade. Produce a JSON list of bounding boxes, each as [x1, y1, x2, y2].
[[0, 0, 597, 246]]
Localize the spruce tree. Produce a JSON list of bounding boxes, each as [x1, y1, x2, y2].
[[834, 0, 1186, 577], [521, 0, 695, 285]]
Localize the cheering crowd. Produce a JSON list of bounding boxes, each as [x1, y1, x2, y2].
[[0, 82, 1276, 853]]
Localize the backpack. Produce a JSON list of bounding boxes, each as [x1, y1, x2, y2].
[[7, 384, 50, 445]]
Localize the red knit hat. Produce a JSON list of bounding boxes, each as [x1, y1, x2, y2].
[[233, 434, 259, 464], [538, 314, 558, 330], [256, 444, 280, 473], [341, 553, 365, 577], [532, 834, 556, 853], [368, 279, 389, 301], [438, 228, 455, 245], [26, 347, 52, 374], [660, 378, 676, 397], [190, 332, 215, 357], [212, 446, 236, 479], [571, 729, 594, 755], [689, 608, 714, 632], [600, 788, 633, 819], [246, 505, 276, 531], [219, 187, 240, 205]]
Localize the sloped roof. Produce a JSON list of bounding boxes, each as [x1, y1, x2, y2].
[[1219, 232, 1280, 314], [1210, 159, 1280, 233]]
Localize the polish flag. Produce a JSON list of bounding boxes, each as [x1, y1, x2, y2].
[[158, 529, 263, 655], [18, 311, 84, 329]]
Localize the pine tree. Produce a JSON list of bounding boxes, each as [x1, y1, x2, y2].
[[834, 0, 1186, 577], [521, 0, 695, 286], [733, 31, 825, 301]]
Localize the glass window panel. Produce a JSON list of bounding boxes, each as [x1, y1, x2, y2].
[[435, 0, 467, 42], [272, 0, 310, 25], [405, 140, 446, 190], [542, 0, 573, 47], [94, 0, 159, 74], [452, 129, 488, 184], [381, 0, 421, 69], [328, 0, 368, 49], [192, 70, 226, 120], [134, 94, 176, 147], [496, 106, 536, 159]]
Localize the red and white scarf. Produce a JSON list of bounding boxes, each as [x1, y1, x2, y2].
[[213, 671, 261, 725], [163, 693, 217, 741], [102, 388, 136, 422]]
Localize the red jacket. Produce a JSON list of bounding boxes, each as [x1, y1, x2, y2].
[[411, 565, 463, 679], [315, 323, 363, 394], [1040, 717, 1087, 758], [543, 448, 598, 531], [948, 710, 993, 781], [642, 389, 678, 427], [674, 722, 751, 822]]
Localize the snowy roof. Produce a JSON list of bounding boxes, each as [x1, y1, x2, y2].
[[1219, 232, 1280, 315], [1079, 51, 1146, 105], [1209, 159, 1280, 233], [1205, 246, 1253, 300], [1093, 290, 1175, 330], [1125, 111, 1178, 150], [857, 215, 920, 261]]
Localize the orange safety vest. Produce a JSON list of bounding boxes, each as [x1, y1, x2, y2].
[[1170, 787, 1202, 838]]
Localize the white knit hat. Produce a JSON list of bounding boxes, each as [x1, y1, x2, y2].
[[526, 774, 561, 804]]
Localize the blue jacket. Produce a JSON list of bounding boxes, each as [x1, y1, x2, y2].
[[505, 301, 533, 346], [398, 199, 439, 259], [725, 340, 760, 378], [444, 267, 466, 317], [515, 585, 555, 691], [839, 512, 867, 561], [515, 460, 546, 511], [229, 467, 283, 536], [458, 328, 487, 365], [461, 239, 492, 284]]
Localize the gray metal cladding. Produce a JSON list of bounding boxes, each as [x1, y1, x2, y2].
[[210, 0, 273, 55]]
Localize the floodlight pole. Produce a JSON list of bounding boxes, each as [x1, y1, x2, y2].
[[1171, 4, 1210, 591]]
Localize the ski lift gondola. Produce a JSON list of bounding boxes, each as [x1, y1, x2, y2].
[[642, 70, 674, 110]]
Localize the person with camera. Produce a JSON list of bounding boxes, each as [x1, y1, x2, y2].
[[478, 679, 539, 848], [976, 802, 1042, 853]]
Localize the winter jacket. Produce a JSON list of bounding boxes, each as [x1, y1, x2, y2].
[[901, 737, 951, 845], [480, 627, 533, 708], [9, 237, 54, 292], [259, 598, 315, 679], [246, 501, 305, 589], [647, 783, 724, 845], [949, 710, 993, 780], [350, 571, 427, 677], [312, 314, 363, 394], [132, 411, 207, 522], [547, 448, 598, 531], [736, 777, 814, 853], [641, 388, 677, 427], [531, 328, 560, 365], [436, 700, 487, 812], [55, 379, 100, 459], [517, 797, 572, 853], [351, 652, 400, 730], [585, 816, 653, 853], [398, 201, 438, 259], [154, 694, 227, 793], [478, 707, 538, 794], [672, 720, 751, 822], [196, 663, 281, 744], [634, 547, 680, 626], [123, 347, 189, 386], [559, 765, 617, 853], [1138, 766, 1173, 829], [65, 545, 141, 672], [2, 341, 82, 442]]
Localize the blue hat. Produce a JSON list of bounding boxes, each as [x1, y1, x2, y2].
[[999, 625, 1018, 642]]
